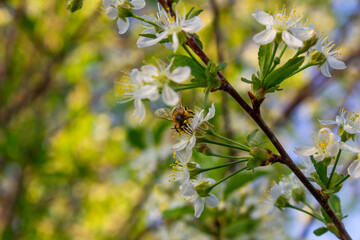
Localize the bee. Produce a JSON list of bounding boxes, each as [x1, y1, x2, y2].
[[155, 105, 194, 134]]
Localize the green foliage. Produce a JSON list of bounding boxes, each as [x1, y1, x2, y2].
[[314, 227, 329, 236], [263, 57, 305, 89], [258, 43, 273, 79]]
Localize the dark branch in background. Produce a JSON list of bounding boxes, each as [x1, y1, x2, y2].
[[210, 0, 237, 169], [157, 1, 352, 239]]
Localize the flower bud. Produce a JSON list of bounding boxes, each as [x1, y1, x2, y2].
[[196, 144, 213, 155]]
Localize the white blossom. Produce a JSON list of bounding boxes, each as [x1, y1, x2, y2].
[[169, 150, 199, 196], [172, 103, 215, 153], [295, 128, 360, 161], [252, 6, 312, 48], [300, 157, 316, 178], [295, 128, 339, 161], [314, 34, 346, 77], [103, 0, 146, 34], [185, 177, 219, 218], [140, 60, 191, 106], [319, 108, 360, 135], [137, 5, 204, 52], [115, 69, 159, 122]]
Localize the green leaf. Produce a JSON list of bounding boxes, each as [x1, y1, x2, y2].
[[185, 7, 195, 19], [264, 56, 305, 89], [224, 171, 267, 198], [162, 206, 193, 220], [139, 33, 156, 39], [66, 0, 83, 13], [251, 73, 262, 91], [170, 54, 206, 79], [246, 129, 259, 146], [241, 77, 253, 84], [258, 43, 273, 79], [311, 156, 328, 187], [314, 227, 329, 236], [193, 33, 203, 49], [329, 195, 343, 219], [216, 62, 227, 71], [189, 9, 203, 19]]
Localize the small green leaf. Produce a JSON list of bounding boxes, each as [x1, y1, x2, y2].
[[193, 33, 203, 49], [66, 0, 83, 13], [264, 56, 305, 89], [313, 227, 329, 236], [189, 9, 203, 19], [139, 33, 157, 39], [321, 208, 332, 224], [216, 62, 227, 71], [224, 171, 267, 198], [329, 195, 343, 219], [246, 129, 259, 146], [258, 43, 273, 79], [185, 7, 195, 19], [170, 54, 206, 79], [241, 78, 253, 84], [311, 156, 328, 187]]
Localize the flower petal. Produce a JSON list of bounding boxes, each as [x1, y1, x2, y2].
[[172, 139, 188, 152], [162, 85, 179, 106], [130, 0, 145, 10], [205, 193, 219, 207], [348, 160, 360, 178], [137, 85, 159, 101], [327, 56, 346, 70], [339, 142, 360, 153], [134, 98, 145, 123], [137, 31, 168, 48], [282, 31, 303, 48], [117, 17, 130, 34], [252, 9, 274, 26], [169, 67, 191, 83], [318, 119, 338, 125], [294, 146, 317, 156], [182, 16, 204, 33], [186, 135, 196, 152], [106, 7, 118, 19], [325, 141, 339, 157], [253, 29, 277, 45], [314, 153, 325, 161], [204, 103, 215, 122], [320, 62, 331, 77], [172, 32, 179, 52], [180, 181, 195, 196], [103, 0, 116, 8], [194, 197, 204, 218], [290, 28, 311, 41]]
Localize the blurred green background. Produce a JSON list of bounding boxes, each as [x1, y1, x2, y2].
[[0, 0, 359, 239]]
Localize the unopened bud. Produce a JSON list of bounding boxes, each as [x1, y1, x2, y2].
[[196, 144, 213, 155]]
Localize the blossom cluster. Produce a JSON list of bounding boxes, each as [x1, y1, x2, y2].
[[295, 108, 360, 179], [252, 5, 346, 77], [115, 60, 191, 122], [169, 104, 218, 218]]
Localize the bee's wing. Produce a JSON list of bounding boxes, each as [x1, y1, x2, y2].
[[154, 108, 172, 120]]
